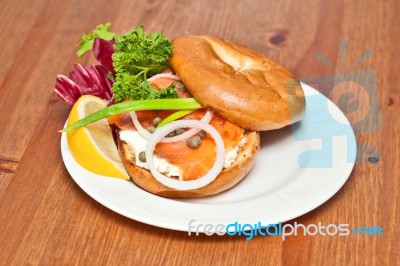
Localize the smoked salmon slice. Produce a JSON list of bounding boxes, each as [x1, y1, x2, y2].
[[108, 74, 244, 181]]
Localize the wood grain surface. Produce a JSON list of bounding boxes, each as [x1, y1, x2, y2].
[[0, 0, 398, 265]]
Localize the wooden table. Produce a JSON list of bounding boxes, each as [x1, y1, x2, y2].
[[0, 0, 398, 264]]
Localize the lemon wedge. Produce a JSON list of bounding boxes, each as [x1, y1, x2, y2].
[[66, 95, 129, 180]]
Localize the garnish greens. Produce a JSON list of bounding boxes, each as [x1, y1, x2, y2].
[[61, 98, 202, 132], [112, 26, 177, 102], [63, 24, 191, 132], [77, 23, 114, 57], [157, 110, 196, 128]]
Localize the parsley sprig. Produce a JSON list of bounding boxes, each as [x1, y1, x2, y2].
[[111, 26, 177, 102]]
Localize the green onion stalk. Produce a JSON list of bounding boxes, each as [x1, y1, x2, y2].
[[157, 110, 196, 128], [61, 98, 202, 132]]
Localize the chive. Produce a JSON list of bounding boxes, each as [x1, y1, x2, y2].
[[156, 110, 195, 129], [61, 98, 202, 132]]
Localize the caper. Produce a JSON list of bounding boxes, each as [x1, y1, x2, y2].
[[152, 117, 162, 127], [146, 126, 156, 133], [197, 130, 206, 139], [166, 131, 176, 137], [138, 151, 146, 162], [175, 128, 186, 135], [175, 81, 187, 92], [186, 135, 202, 149]]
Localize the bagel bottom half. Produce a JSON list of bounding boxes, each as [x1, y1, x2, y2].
[[118, 131, 260, 198]]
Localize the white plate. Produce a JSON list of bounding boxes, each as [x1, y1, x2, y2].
[[61, 83, 357, 232]]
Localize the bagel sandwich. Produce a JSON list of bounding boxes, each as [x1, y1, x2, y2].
[[110, 35, 305, 198]]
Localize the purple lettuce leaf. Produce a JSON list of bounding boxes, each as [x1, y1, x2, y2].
[[54, 75, 82, 105], [93, 38, 115, 74], [54, 64, 114, 106]]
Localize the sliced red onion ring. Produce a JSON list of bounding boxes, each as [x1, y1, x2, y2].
[[146, 120, 225, 190], [147, 73, 180, 82], [129, 112, 153, 139], [160, 110, 213, 143]]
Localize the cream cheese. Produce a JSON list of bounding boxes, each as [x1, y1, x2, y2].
[[119, 129, 247, 179], [119, 130, 182, 179], [223, 136, 247, 168]]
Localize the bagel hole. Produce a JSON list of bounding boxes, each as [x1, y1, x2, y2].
[[265, 29, 289, 48], [270, 35, 286, 45], [209, 42, 256, 73]]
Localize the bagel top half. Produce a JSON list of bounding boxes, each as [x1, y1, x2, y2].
[[169, 35, 305, 131]]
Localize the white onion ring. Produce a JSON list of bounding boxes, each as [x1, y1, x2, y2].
[[130, 110, 214, 142], [147, 73, 180, 82], [146, 120, 225, 190], [129, 112, 153, 139], [160, 110, 214, 143]]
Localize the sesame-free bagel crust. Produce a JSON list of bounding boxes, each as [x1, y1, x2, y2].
[[169, 35, 305, 131], [118, 131, 259, 198]]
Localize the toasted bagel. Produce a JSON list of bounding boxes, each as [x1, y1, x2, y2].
[[169, 35, 305, 131], [118, 130, 259, 198], [116, 35, 304, 198]]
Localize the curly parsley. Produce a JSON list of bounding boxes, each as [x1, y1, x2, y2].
[[111, 26, 177, 102]]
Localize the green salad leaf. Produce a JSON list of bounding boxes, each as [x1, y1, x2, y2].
[[77, 23, 114, 57]]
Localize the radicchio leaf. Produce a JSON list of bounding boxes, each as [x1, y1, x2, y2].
[[54, 75, 82, 105], [54, 64, 114, 106], [93, 38, 115, 74]]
